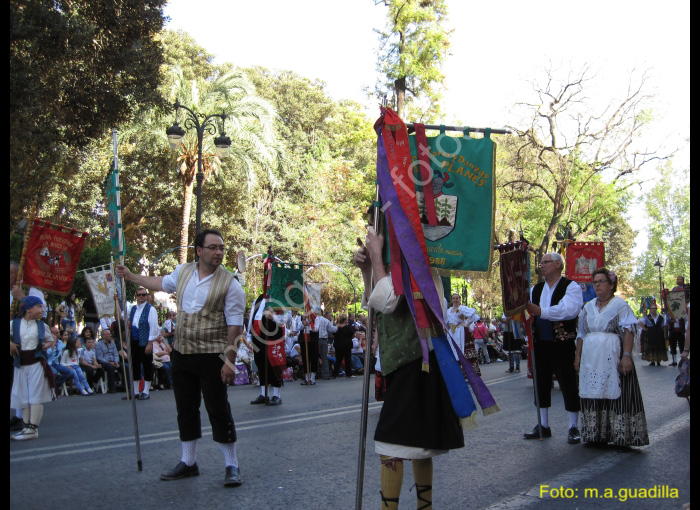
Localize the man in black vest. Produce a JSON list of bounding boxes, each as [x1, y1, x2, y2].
[[525, 252, 583, 444]]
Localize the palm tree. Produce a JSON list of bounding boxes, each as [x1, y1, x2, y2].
[[125, 66, 285, 263]]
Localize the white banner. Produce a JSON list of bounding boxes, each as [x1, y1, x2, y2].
[[82, 264, 117, 319], [305, 282, 323, 315]]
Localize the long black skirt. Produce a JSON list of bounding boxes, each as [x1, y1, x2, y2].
[[374, 351, 464, 451], [580, 365, 650, 447]]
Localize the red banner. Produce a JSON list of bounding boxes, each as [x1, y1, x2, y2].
[[22, 219, 88, 296], [498, 242, 529, 316], [564, 242, 604, 283]]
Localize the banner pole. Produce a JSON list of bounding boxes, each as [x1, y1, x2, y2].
[[111, 128, 144, 471], [354, 182, 381, 510]]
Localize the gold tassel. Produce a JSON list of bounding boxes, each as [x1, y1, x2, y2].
[[482, 405, 501, 416], [422, 362, 430, 373], [460, 411, 479, 431], [413, 291, 424, 300]]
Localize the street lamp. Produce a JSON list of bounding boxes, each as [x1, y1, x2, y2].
[[653, 258, 664, 304], [166, 100, 232, 236]]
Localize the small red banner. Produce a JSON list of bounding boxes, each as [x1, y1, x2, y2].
[[22, 219, 88, 296], [565, 242, 605, 283]]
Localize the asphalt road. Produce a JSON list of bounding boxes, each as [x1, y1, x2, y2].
[[10, 357, 690, 509]]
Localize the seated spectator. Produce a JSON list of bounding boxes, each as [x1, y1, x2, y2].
[[95, 328, 122, 393], [61, 337, 93, 395], [45, 326, 73, 388], [79, 336, 104, 391], [152, 337, 173, 389], [161, 311, 176, 346], [351, 331, 366, 374]]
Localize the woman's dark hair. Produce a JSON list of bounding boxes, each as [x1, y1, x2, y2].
[[80, 326, 95, 341], [65, 337, 79, 357], [194, 228, 224, 249], [592, 267, 618, 293]]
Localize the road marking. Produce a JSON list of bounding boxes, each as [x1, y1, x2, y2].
[[10, 402, 384, 463], [482, 413, 690, 509]]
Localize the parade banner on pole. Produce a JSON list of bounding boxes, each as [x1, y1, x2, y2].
[[497, 242, 529, 316], [564, 242, 605, 283], [265, 263, 304, 311], [82, 264, 117, 319], [408, 125, 496, 273], [22, 219, 88, 296], [305, 282, 323, 315], [663, 290, 687, 321]]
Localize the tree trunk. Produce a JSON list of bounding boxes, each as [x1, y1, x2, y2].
[[395, 77, 406, 119], [179, 179, 194, 264]]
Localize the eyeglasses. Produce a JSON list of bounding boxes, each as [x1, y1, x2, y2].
[[203, 245, 226, 252], [136, 293, 148, 297], [592, 280, 609, 286]]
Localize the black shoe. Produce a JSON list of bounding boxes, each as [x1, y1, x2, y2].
[[669, 362, 678, 367], [506, 368, 514, 373], [10, 416, 24, 432], [250, 395, 268, 405], [138, 393, 150, 400], [160, 461, 199, 481], [524, 425, 552, 439], [568, 427, 581, 444], [223, 465, 242, 487], [266, 396, 282, 406], [300, 380, 316, 385]]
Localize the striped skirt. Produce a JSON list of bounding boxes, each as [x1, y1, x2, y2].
[[580, 365, 650, 447]]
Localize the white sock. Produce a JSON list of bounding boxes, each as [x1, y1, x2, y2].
[[219, 442, 238, 468], [29, 404, 44, 427], [272, 387, 280, 398], [260, 385, 268, 397], [181, 440, 197, 466], [133, 381, 140, 396], [310, 372, 316, 382], [540, 408, 550, 428], [568, 411, 579, 429], [143, 381, 151, 395], [15, 408, 23, 419]]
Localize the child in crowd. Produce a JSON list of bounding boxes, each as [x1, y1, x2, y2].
[[61, 337, 93, 395], [79, 336, 104, 390], [10, 296, 56, 440]]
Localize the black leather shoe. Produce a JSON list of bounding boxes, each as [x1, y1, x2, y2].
[[250, 395, 268, 405], [266, 396, 282, 406], [224, 465, 242, 487], [568, 427, 581, 444], [160, 461, 199, 481], [523, 425, 552, 439], [138, 393, 150, 400]]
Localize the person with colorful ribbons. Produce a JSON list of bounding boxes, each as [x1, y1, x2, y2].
[[357, 107, 499, 510]]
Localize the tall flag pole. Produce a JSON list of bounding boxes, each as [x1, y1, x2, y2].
[[107, 128, 143, 471]]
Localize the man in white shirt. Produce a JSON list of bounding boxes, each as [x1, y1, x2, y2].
[[127, 287, 160, 400], [117, 228, 245, 487], [314, 311, 337, 380], [525, 252, 584, 444]]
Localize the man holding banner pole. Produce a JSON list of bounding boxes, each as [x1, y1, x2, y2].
[[525, 252, 583, 444], [117, 228, 246, 487]]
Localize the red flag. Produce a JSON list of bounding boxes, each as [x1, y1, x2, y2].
[[22, 219, 87, 296]]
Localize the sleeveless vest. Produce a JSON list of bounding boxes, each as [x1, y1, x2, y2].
[[174, 263, 235, 354], [375, 298, 423, 376], [130, 302, 152, 346], [531, 277, 578, 342], [12, 318, 47, 369]]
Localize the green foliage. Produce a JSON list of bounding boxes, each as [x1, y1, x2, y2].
[[632, 164, 690, 297], [10, 0, 166, 227], [375, 0, 451, 119]]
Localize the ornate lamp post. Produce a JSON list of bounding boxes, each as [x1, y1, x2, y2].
[[653, 258, 664, 304], [166, 100, 232, 236]]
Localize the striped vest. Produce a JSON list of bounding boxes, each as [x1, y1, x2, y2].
[[174, 263, 235, 354]]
